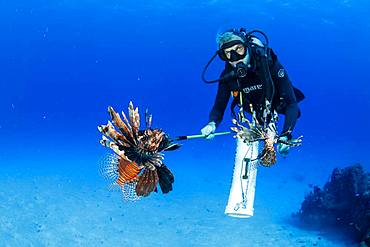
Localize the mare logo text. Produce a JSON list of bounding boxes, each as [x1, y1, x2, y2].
[[243, 84, 263, 94]]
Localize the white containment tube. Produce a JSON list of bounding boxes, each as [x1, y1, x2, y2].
[[225, 138, 259, 218]]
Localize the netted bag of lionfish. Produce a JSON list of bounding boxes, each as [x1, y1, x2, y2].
[[98, 101, 181, 201], [231, 117, 303, 167]]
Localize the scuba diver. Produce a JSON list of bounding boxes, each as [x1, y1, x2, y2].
[[201, 28, 304, 156]]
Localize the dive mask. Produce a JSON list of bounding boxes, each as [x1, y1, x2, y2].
[[202, 28, 270, 84], [217, 40, 247, 62]]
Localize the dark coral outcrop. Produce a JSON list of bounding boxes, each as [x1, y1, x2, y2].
[[295, 164, 370, 245]]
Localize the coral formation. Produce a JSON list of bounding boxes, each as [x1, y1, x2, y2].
[[295, 164, 370, 245]]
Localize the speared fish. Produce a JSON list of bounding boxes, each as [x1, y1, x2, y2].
[[98, 101, 180, 200], [231, 100, 303, 166]]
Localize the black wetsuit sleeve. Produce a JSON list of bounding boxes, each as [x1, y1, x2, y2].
[[270, 51, 299, 137], [208, 81, 230, 127]]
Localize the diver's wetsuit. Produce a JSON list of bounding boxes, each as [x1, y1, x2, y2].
[[209, 49, 303, 138]]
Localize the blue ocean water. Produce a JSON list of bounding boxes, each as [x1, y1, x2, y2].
[[1, 0, 369, 246]]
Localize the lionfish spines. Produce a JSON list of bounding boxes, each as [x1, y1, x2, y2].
[[128, 101, 140, 135], [108, 106, 125, 131], [230, 127, 239, 134], [98, 101, 178, 201], [99, 135, 110, 147], [100, 136, 128, 161]]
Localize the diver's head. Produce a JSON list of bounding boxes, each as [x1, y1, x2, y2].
[[202, 28, 269, 83], [216, 30, 249, 67]]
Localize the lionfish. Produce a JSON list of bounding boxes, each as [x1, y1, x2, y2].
[[98, 102, 180, 200], [231, 100, 302, 167]]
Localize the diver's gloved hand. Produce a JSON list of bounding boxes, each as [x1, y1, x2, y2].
[[277, 136, 290, 157], [201, 121, 216, 140]]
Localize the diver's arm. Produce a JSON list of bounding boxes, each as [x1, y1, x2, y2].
[[282, 102, 299, 137], [208, 81, 230, 127], [270, 51, 299, 138]]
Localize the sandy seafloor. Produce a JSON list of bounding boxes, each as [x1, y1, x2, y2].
[[1, 138, 366, 247]]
